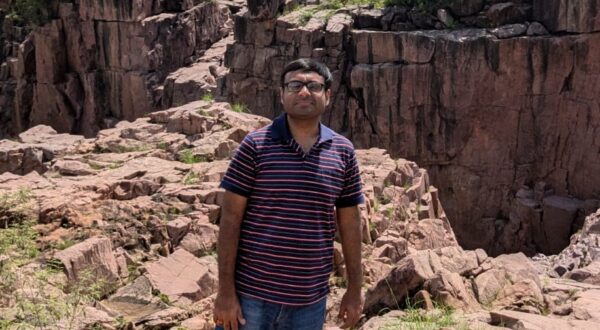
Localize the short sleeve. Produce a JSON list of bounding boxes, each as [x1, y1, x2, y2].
[[335, 148, 364, 208], [220, 135, 257, 197]]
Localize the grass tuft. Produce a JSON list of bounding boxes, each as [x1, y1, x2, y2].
[[201, 92, 214, 103], [230, 103, 249, 113], [179, 149, 208, 164], [381, 298, 469, 330], [182, 171, 200, 185]]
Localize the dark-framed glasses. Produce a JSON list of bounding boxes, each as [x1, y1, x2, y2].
[[284, 81, 325, 93]]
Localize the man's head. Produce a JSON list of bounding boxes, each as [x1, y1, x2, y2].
[[280, 59, 332, 120]]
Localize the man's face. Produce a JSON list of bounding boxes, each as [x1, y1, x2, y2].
[[280, 70, 331, 120]]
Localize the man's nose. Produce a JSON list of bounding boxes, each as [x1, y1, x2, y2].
[[297, 85, 311, 96]]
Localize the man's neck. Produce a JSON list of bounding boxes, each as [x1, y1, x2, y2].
[[287, 115, 320, 140], [287, 115, 320, 152]]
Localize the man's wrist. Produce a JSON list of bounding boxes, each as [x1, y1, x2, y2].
[[345, 285, 362, 297], [217, 284, 236, 296]]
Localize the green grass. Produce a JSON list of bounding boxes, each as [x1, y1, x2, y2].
[[156, 142, 169, 150], [380, 301, 469, 330], [0, 189, 113, 329], [54, 239, 75, 251], [182, 171, 200, 185], [178, 149, 208, 164], [0, 188, 33, 228], [378, 195, 392, 205], [386, 207, 395, 219], [231, 103, 249, 113], [299, 10, 314, 25], [94, 143, 151, 154], [201, 92, 214, 103]]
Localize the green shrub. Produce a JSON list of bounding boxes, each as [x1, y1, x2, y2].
[[8, 0, 51, 26]]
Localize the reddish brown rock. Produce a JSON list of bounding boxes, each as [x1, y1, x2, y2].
[[448, 0, 485, 17], [572, 289, 600, 322], [364, 250, 441, 314], [0, 141, 45, 175], [54, 236, 121, 283], [179, 222, 219, 257], [425, 269, 480, 311], [405, 218, 458, 250], [473, 268, 507, 305], [493, 279, 544, 313], [490, 310, 600, 329], [144, 249, 218, 305], [1, 1, 232, 138], [222, 6, 600, 255], [533, 0, 600, 33], [485, 3, 531, 27]]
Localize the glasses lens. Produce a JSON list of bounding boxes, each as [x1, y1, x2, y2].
[[307, 82, 324, 92], [286, 81, 303, 92]]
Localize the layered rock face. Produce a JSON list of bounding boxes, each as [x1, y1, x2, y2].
[[222, 0, 600, 254], [0, 0, 233, 138]]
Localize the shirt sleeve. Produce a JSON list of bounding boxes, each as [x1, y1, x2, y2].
[[220, 135, 257, 197], [335, 148, 365, 208]]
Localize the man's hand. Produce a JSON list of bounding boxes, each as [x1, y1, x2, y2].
[[337, 289, 363, 329], [213, 292, 246, 330]]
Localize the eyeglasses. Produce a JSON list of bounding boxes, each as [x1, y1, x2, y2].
[[284, 81, 326, 93]]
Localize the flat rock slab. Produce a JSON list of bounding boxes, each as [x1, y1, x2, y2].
[[490, 310, 600, 330], [144, 249, 217, 305], [54, 235, 120, 282]]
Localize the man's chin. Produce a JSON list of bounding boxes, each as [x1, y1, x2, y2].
[[287, 109, 321, 120]]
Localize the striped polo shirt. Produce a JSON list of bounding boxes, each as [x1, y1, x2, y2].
[[220, 113, 364, 306]]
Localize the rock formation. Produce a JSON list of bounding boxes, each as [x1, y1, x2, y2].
[[0, 0, 237, 138], [1, 103, 600, 329], [1, 0, 599, 255], [221, 0, 600, 254]]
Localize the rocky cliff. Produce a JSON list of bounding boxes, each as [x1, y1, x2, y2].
[[0, 0, 237, 138], [222, 0, 600, 255]]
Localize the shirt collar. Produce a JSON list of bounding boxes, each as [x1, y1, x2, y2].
[[269, 113, 335, 144]]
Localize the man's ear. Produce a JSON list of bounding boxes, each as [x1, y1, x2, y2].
[[325, 88, 331, 107], [279, 87, 284, 104]]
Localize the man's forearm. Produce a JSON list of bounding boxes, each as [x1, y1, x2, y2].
[[217, 216, 241, 294], [217, 191, 248, 295], [337, 206, 363, 293]]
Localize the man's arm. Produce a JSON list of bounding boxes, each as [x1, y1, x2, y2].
[[213, 191, 248, 330], [336, 205, 363, 329]]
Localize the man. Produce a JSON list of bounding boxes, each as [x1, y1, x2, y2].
[[213, 58, 364, 330]]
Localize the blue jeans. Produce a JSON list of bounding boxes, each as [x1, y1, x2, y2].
[[216, 295, 327, 330]]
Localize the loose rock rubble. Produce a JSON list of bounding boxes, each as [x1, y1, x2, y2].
[[1, 103, 599, 329]]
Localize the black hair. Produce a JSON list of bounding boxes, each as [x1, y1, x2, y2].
[[280, 58, 333, 90]]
